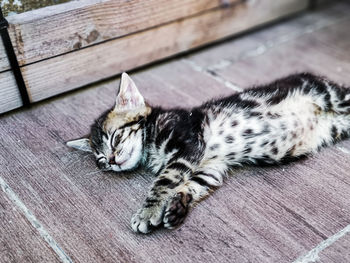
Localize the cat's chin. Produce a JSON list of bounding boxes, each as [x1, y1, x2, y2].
[[109, 159, 138, 172]]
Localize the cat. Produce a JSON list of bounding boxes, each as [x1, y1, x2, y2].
[[67, 72, 350, 234]]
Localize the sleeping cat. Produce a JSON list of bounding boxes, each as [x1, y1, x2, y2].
[[67, 72, 350, 234]]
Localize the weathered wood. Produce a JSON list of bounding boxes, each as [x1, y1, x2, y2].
[[215, 19, 350, 88], [0, 3, 350, 261], [186, 1, 350, 69], [1, 63, 350, 262], [0, 0, 241, 73], [0, 71, 22, 114], [20, 0, 308, 103], [317, 235, 350, 263], [0, 191, 60, 262], [0, 41, 10, 72]]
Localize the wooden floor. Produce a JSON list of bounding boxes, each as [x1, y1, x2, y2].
[[1, 2, 350, 262]]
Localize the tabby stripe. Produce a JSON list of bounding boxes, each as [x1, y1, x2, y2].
[[110, 130, 117, 147], [155, 129, 172, 148], [194, 172, 221, 184], [167, 162, 191, 173], [145, 198, 158, 204], [118, 118, 144, 129], [155, 178, 178, 189], [96, 157, 105, 162], [190, 176, 212, 188], [339, 100, 350, 108]]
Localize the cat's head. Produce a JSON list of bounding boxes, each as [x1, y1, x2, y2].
[[67, 73, 151, 172]]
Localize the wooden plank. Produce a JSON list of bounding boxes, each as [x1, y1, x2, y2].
[[0, 71, 23, 114], [215, 27, 350, 88], [0, 0, 241, 72], [1, 61, 350, 262], [312, 18, 350, 57], [1, 3, 350, 261], [186, 1, 350, 69], [314, 0, 335, 7], [0, 41, 10, 72], [318, 235, 350, 263], [0, 191, 60, 262], [132, 61, 235, 108], [21, 0, 308, 103], [218, 144, 350, 262]]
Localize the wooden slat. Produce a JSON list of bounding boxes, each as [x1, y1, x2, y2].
[[1, 3, 350, 260], [186, 1, 350, 69], [0, 191, 60, 262], [215, 19, 350, 88], [317, 235, 350, 263], [0, 71, 22, 114], [0, 41, 10, 72], [0, 0, 241, 72], [21, 0, 308, 103], [1, 61, 350, 263]]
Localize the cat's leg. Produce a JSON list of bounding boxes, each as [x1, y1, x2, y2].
[[131, 159, 194, 233], [162, 159, 227, 229]]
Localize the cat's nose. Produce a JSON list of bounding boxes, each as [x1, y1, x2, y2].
[[108, 155, 116, 165]]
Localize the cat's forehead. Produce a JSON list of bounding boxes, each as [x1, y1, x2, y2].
[[103, 111, 139, 131], [103, 106, 151, 132]]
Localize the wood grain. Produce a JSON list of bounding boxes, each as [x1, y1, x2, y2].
[[0, 191, 60, 262], [0, 0, 241, 73], [21, 0, 308, 103], [0, 71, 23, 114], [0, 3, 350, 261], [215, 19, 350, 88], [318, 235, 350, 263], [1, 61, 350, 262], [0, 41, 9, 72], [186, 1, 350, 69]]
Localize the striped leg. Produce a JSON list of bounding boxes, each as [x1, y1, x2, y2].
[[162, 161, 227, 229], [131, 160, 193, 233]]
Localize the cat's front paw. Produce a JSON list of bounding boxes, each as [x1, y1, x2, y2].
[[163, 192, 192, 229], [131, 204, 165, 234]]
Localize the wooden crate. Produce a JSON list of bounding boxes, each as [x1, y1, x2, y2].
[[0, 0, 310, 114]]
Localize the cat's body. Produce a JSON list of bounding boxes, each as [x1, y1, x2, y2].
[[67, 72, 350, 234]]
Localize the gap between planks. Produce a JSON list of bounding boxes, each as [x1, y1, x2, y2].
[[292, 224, 350, 263], [0, 176, 73, 263], [182, 58, 243, 92]]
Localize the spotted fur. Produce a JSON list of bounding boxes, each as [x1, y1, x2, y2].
[[67, 72, 350, 234]]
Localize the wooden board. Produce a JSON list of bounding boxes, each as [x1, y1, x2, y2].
[[0, 71, 22, 114], [1, 60, 350, 263], [0, 0, 308, 114], [186, 1, 349, 69], [1, 3, 350, 261], [0, 41, 10, 72], [215, 19, 350, 88], [21, 0, 308, 103], [0, 0, 241, 73], [318, 235, 350, 263], [0, 191, 60, 262]]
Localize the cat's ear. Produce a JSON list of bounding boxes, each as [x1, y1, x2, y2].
[[114, 72, 145, 111], [66, 138, 92, 152]]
